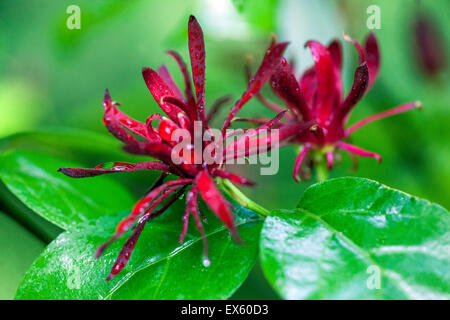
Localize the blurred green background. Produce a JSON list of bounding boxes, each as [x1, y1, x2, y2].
[[0, 0, 448, 299]]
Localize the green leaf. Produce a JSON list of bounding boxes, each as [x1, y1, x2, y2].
[[0, 148, 136, 231], [0, 211, 45, 299], [260, 177, 450, 300], [15, 200, 262, 300], [0, 128, 142, 163]]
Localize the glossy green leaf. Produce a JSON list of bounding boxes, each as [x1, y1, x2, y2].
[[260, 177, 450, 300], [0, 148, 136, 231], [15, 200, 262, 300]]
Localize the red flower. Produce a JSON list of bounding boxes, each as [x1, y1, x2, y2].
[[413, 11, 446, 76], [252, 33, 421, 181], [58, 16, 311, 280]]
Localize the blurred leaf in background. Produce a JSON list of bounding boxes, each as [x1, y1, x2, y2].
[[0, 212, 45, 299]]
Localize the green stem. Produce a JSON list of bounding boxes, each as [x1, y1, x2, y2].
[[221, 179, 270, 217], [316, 158, 329, 182]]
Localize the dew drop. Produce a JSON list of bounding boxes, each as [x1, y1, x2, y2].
[[202, 256, 211, 267]]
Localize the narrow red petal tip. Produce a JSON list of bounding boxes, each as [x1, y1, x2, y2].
[[95, 248, 103, 259], [95, 235, 119, 259], [230, 226, 243, 245], [57, 168, 72, 177], [103, 89, 112, 110], [105, 274, 114, 281], [142, 67, 151, 75], [189, 15, 196, 22], [245, 180, 256, 186]]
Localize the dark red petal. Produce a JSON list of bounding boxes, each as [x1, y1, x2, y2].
[[245, 59, 291, 118], [96, 183, 184, 259], [335, 62, 369, 123], [58, 161, 172, 178], [104, 182, 187, 281], [166, 50, 197, 120], [105, 213, 149, 281], [142, 67, 184, 123], [158, 65, 184, 101], [179, 202, 191, 244], [222, 42, 288, 134], [157, 97, 191, 131], [278, 120, 317, 142], [224, 110, 287, 157], [225, 120, 317, 161], [188, 15, 206, 121], [145, 114, 163, 142], [364, 33, 380, 89], [142, 142, 185, 174], [328, 40, 343, 105], [304, 40, 336, 124], [161, 96, 189, 115], [196, 170, 241, 243], [211, 169, 255, 186], [270, 58, 312, 120], [116, 179, 192, 236], [102, 90, 148, 148], [102, 91, 148, 139], [299, 67, 317, 110], [185, 186, 210, 265], [328, 40, 342, 70]]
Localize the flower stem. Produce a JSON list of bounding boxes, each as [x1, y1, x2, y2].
[[221, 179, 270, 217], [316, 158, 329, 182]]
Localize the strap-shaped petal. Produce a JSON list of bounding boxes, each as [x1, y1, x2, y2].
[[222, 42, 288, 134], [299, 67, 317, 112], [328, 40, 343, 105], [103, 90, 147, 148], [188, 15, 206, 121], [166, 50, 197, 120], [224, 110, 287, 157], [328, 39, 342, 70], [211, 169, 254, 186], [58, 161, 172, 178], [335, 62, 369, 123], [196, 170, 241, 243], [142, 67, 185, 123], [270, 59, 312, 120], [104, 183, 187, 281], [158, 65, 184, 101], [364, 33, 380, 90], [305, 40, 336, 124]]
